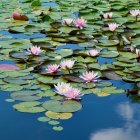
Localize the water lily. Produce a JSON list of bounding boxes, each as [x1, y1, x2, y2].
[[54, 82, 82, 99], [136, 49, 140, 57], [27, 46, 42, 56], [54, 82, 72, 95], [86, 49, 100, 57], [46, 64, 60, 73], [60, 60, 75, 70], [130, 9, 140, 17], [103, 12, 113, 19], [79, 71, 99, 83], [62, 18, 74, 26], [74, 17, 86, 29], [108, 23, 119, 32], [64, 88, 82, 99]]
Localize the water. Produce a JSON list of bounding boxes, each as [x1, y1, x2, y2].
[[1, 90, 140, 140]]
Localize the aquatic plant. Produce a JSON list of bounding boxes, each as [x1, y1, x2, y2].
[[54, 82, 72, 95], [62, 18, 74, 26], [79, 71, 99, 83], [54, 82, 82, 99], [46, 64, 60, 73], [60, 60, 75, 70], [108, 23, 119, 32], [103, 12, 113, 19], [74, 17, 86, 29], [27, 46, 42, 56], [86, 49, 100, 57]]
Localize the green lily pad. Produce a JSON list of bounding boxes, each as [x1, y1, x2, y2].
[[42, 100, 82, 113], [45, 111, 72, 120], [52, 126, 63, 131]]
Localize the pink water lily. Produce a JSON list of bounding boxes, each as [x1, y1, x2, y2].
[[108, 23, 119, 32], [74, 17, 86, 29], [130, 9, 140, 17], [60, 60, 75, 70], [27, 46, 42, 55], [79, 71, 99, 83], [54, 82, 72, 95], [86, 49, 100, 57], [64, 88, 82, 100], [46, 64, 59, 73], [62, 18, 74, 26], [54, 82, 82, 99], [103, 12, 113, 19]]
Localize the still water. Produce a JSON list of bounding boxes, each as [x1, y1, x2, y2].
[[1, 81, 140, 140]]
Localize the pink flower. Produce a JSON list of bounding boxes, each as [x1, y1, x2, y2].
[[54, 82, 72, 95], [62, 18, 73, 26], [130, 9, 140, 17], [46, 64, 59, 73], [60, 60, 75, 70], [74, 17, 86, 29], [136, 49, 140, 57], [27, 46, 42, 55], [86, 49, 100, 57], [108, 23, 119, 32], [54, 82, 82, 99], [103, 12, 113, 19], [79, 71, 99, 83], [64, 88, 82, 100]]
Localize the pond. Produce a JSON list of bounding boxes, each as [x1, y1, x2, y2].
[[0, 0, 140, 140]]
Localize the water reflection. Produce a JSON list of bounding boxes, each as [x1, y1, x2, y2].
[[90, 102, 140, 140], [0, 30, 46, 40]]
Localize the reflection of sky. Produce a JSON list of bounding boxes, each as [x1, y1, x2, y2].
[[57, 44, 82, 50], [0, 30, 46, 40], [97, 56, 115, 65], [42, 2, 58, 7], [90, 102, 140, 140]]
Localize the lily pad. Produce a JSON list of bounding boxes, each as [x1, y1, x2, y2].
[[45, 111, 72, 120], [42, 100, 82, 113]]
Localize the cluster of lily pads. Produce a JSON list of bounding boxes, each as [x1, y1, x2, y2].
[[0, 0, 140, 131]]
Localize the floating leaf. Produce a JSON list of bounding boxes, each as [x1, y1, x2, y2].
[[48, 120, 60, 125], [42, 100, 82, 113], [52, 126, 63, 131], [13, 101, 45, 113], [37, 117, 50, 122], [45, 111, 72, 120]]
